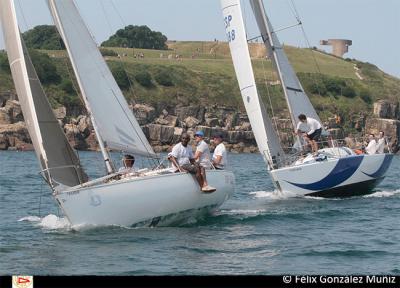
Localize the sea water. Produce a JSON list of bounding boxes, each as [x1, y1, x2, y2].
[[0, 151, 399, 275]]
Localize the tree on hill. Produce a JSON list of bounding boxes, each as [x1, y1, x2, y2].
[[29, 49, 61, 84], [101, 25, 168, 50], [22, 25, 64, 50]]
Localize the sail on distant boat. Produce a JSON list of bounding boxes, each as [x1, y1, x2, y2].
[[0, 0, 235, 227], [221, 0, 393, 197]]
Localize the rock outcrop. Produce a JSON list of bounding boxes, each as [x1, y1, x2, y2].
[[366, 99, 400, 150], [373, 100, 399, 119], [3, 98, 399, 154]]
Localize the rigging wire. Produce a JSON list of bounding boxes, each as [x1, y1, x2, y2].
[[102, 0, 136, 103], [16, 0, 29, 32], [260, 56, 283, 144], [286, 0, 325, 100]]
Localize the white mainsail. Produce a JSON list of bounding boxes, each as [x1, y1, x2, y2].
[[221, 0, 284, 168], [0, 0, 87, 187], [250, 0, 322, 130], [47, 0, 155, 158]]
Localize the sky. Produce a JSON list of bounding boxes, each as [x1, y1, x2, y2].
[[1, 0, 399, 77]]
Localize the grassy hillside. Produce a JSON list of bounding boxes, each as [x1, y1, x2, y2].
[[1, 41, 399, 128]]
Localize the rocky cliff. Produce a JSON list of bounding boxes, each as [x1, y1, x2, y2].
[[1, 94, 399, 153], [0, 96, 258, 153]]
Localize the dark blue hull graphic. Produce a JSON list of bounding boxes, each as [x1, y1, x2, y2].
[[286, 156, 364, 191], [362, 154, 394, 178], [306, 177, 384, 198]]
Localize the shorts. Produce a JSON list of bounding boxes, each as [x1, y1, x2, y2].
[[181, 163, 199, 174], [307, 128, 322, 141]]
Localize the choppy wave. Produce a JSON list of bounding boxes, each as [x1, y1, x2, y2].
[[364, 190, 400, 198]]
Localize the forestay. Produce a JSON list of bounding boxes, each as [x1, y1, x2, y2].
[[48, 0, 155, 157], [221, 0, 284, 168], [250, 0, 322, 130], [0, 0, 87, 188]]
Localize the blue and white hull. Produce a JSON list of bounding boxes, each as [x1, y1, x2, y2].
[[271, 153, 393, 198]]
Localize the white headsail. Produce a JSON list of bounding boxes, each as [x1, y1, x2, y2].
[[47, 0, 155, 158], [250, 0, 322, 130], [221, 0, 284, 168], [0, 0, 87, 188]]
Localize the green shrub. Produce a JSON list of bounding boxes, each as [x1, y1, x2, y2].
[[324, 78, 343, 95], [0, 52, 10, 73], [342, 86, 356, 98], [135, 71, 153, 88], [29, 49, 61, 84], [359, 89, 372, 104], [100, 48, 118, 57], [154, 69, 174, 86], [111, 65, 131, 90], [59, 79, 75, 94]]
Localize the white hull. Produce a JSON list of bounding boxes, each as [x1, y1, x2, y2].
[[270, 152, 393, 197], [55, 170, 235, 227]]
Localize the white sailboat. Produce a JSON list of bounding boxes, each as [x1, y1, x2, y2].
[[221, 0, 393, 197], [0, 0, 235, 227]]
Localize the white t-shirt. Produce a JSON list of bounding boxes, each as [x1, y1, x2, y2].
[[196, 140, 211, 167], [376, 138, 385, 154], [365, 139, 377, 155], [118, 167, 135, 173], [168, 142, 194, 166], [212, 143, 227, 169], [296, 117, 322, 135]]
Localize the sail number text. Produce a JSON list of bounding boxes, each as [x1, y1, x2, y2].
[[224, 15, 235, 42]]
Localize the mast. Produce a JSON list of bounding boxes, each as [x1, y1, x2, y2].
[[250, 0, 323, 131]]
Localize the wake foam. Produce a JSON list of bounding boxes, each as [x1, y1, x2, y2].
[[218, 209, 267, 216], [249, 190, 296, 199], [18, 216, 41, 222], [364, 190, 400, 198], [19, 214, 71, 230]]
